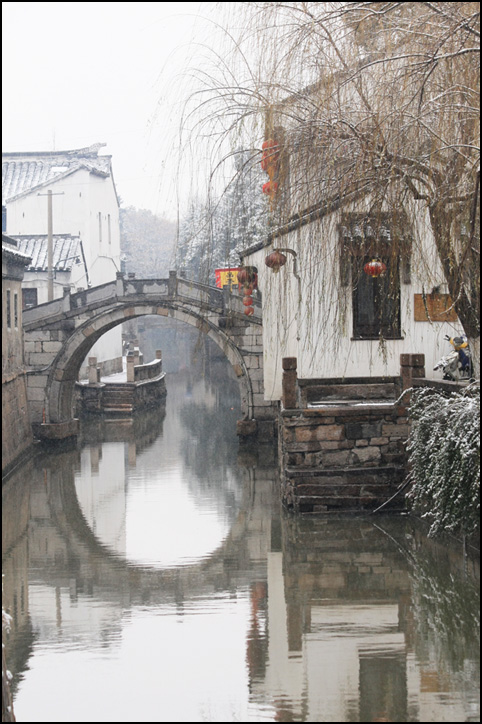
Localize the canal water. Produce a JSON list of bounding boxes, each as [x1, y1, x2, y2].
[[2, 354, 480, 723]]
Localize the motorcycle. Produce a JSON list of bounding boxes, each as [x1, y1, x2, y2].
[[433, 334, 473, 381]]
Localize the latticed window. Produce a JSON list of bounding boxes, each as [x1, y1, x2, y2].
[[340, 213, 410, 340], [352, 255, 400, 339]]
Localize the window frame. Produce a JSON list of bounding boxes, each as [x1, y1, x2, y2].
[[351, 255, 402, 340]]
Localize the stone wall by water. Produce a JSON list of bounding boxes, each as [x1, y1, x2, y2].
[[2, 373, 34, 476]]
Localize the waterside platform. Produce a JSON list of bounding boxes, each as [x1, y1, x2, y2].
[[76, 351, 167, 417]]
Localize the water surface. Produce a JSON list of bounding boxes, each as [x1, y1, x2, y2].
[[2, 368, 479, 722]]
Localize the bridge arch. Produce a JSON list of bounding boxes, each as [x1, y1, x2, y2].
[[23, 275, 275, 436], [45, 301, 255, 423]]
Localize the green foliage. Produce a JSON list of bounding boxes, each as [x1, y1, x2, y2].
[[407, 385, 480, 537]]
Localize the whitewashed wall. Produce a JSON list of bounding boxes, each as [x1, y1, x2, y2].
[[245, 198, 465, 401], [6, 168, 123, 373]]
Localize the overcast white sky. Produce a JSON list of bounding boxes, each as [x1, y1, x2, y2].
[[2, 2, 227, 220]]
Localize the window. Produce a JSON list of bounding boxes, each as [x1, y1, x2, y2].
[[6, 289, 11, 329], [14, 292, 18, 328], [98, 211, 102, 243], [108, 214, 111, 244], [340, 213, 408, 340], [352, 256, 401, 339], [22, 288, 38, 310]]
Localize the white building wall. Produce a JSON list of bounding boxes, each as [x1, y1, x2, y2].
[[246, 199, 465, 401], [6, 168, 123, 374]]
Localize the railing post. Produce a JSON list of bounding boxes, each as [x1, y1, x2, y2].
[[116, 271, 125, 297], [126, 352, 135, 382], [88, 357, 100, 384], [400, 354, 426, 391], [62, 285, 71, 312], [168, 270, 177, 297], [282, 357, 298, 409]]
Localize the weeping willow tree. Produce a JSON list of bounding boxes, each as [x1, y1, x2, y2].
[[177, 1, 480, 373]]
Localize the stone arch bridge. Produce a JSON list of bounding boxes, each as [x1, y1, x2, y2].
[[23, 272, 275, 439]]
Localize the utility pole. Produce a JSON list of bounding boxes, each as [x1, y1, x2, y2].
[[38, 189, 64, 301]]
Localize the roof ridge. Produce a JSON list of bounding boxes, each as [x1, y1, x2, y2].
[[2, 143, 107, 158]]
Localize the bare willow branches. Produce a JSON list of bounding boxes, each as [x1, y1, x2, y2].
[[182, 2, 479, 344]]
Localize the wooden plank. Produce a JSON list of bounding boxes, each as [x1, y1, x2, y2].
[[414, 293, 458, 322]]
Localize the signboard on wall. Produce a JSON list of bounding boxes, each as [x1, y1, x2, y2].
[[414, 293, 458, 322]]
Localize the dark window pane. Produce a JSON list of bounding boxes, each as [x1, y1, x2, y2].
[[22, 288, 38, 310], [353, 258, 400, 338]]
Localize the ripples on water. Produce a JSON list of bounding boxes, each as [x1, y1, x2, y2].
[[2, 368, 480, 723]]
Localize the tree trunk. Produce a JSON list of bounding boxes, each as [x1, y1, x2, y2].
[[429, 201, 480, 345], [467, 336, 480, 380]]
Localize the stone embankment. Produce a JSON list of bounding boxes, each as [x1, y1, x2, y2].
[[278, 355, 425, 514], [76, 350, 166, 417]]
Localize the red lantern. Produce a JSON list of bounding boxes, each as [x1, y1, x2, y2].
[[262, 139, 280, 155], [265, 250, 287, 273], [363, 259, 387, 278], [262, 181, 278, 196], [237, 267, 256, 286], [243, 297, 253, 307], [244, 306, 255, 316]]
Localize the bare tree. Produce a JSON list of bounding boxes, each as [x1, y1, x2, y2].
[[181, 1, 480, 371]]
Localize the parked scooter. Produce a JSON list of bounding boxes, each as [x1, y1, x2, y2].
[[433, 334, 473, 381]]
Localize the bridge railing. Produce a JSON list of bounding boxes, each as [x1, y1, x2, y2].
[[23, 271, 262, 328]]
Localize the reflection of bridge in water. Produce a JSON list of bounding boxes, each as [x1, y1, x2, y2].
[[19, 433, 277, 608], [3, 436, 479, 723]]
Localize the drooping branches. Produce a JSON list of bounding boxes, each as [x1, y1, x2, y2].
[[180, 2, 479, 347]]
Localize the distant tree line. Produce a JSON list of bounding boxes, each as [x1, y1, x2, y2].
[[119, 206, 177, 278]]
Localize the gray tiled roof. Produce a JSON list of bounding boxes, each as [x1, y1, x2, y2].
[[2, 233, 32, 265], [2, 143, 111, 204], [11, 234, 84, 272]]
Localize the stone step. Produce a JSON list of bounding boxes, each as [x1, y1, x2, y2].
[[295, 495, 406, 514], [102, 391, 135, 402], [285, 465, 406, 514], [305, 383, 398, 403], [103, 406, 134, 414]]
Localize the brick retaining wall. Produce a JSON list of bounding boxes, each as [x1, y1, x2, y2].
[[278, 355, 424, 514]]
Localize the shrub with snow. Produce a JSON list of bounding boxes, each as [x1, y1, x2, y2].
[[407, 385, 480, 537]]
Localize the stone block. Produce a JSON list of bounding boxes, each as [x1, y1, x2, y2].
[[345, 421, 382, 440], [295, 425, 344, 442], [352, 446, 381, 464], [42, 341, 63, 353], [26, 353, 54, 366], [236, 419, 257, 437], [27, 387, 47, 401], [27, 375, 48, 388], [287, 442, 323, 453], [248, 368, 264, 382], [27, 330, 51, 341], [322, 450, 352, 467], [382, 423, 410, 438], [257, 420, 276, 442], [244, 355, 260, 369], [282, 357, 297, 371], [253, 405, 277, 421], [319, 441, 351, 451]]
